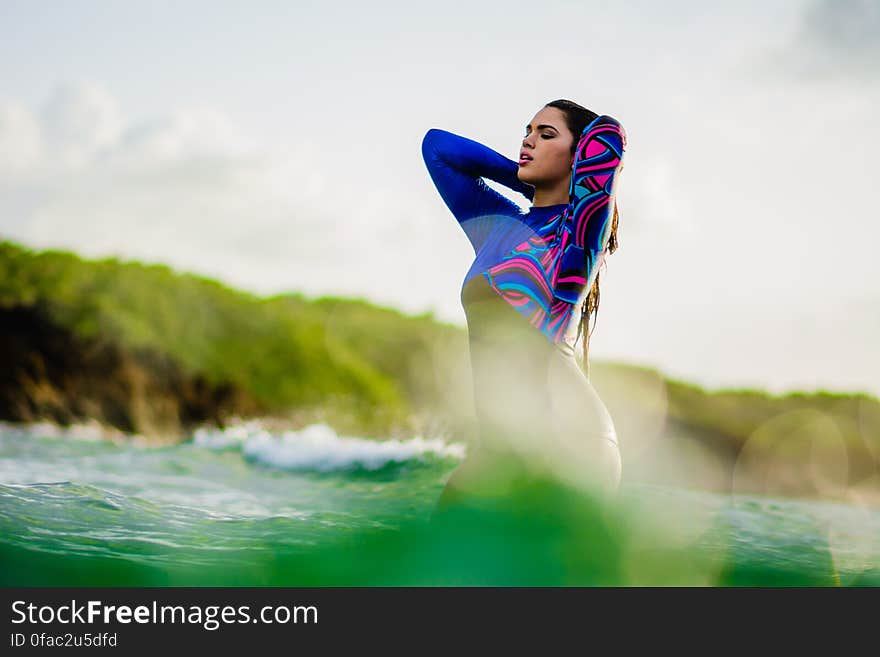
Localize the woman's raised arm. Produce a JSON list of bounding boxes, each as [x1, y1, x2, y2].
[[422, 128, 535, 251], [551, 116, 626, 305]]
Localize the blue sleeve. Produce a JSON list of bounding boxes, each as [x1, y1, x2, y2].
[[421, 128, 535, 252]]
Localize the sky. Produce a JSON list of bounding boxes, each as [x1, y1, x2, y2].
[[1, 0, 878, 397]]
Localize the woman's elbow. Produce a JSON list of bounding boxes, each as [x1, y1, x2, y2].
[[421, 128, 444, 159]]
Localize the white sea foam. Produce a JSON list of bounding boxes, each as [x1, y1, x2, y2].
[[192, 420, 267, 450], [193, 421, 465, 472]]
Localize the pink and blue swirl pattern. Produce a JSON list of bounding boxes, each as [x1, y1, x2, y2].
[[485, 116, 626, 343]]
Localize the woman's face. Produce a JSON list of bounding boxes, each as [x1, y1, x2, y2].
[[516, 106, 575, 187]]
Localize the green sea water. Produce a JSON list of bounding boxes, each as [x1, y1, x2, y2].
[[1, 421, 878, 586]]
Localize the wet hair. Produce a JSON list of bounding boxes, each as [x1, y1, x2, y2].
[[544, 99, 618, 376], [578, 203, 619, 376]]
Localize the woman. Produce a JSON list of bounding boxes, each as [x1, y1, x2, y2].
[[421, 99, 626, 507]]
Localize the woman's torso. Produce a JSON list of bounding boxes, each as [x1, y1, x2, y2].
[[460, 270, 619, 491]]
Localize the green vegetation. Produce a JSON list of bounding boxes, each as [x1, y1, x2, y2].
[[0, 240, 473, 438]]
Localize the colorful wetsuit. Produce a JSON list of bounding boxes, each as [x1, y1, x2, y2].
[[422, 116, 626, 348], [421, 116, 626, 501]]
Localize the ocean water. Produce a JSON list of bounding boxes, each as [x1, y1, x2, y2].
[[0, 421, 878, 586]]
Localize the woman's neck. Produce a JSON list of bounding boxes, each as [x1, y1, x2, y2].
[[531, 178, 570, 207]]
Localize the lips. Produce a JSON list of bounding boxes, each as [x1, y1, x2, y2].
[[519, 151, 533, 165]]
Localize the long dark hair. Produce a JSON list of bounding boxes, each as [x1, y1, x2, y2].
[[544, 99, 619, 376]]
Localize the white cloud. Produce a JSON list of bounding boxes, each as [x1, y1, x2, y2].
[[0, 102, 42, 176], [112, 106, 256, 166], [0, 81, 395, 299], [757, 0, 880, 83], [39, 81, 123, 170]]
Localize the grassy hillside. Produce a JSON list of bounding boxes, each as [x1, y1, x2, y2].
[[0, 240, 473, 439]]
